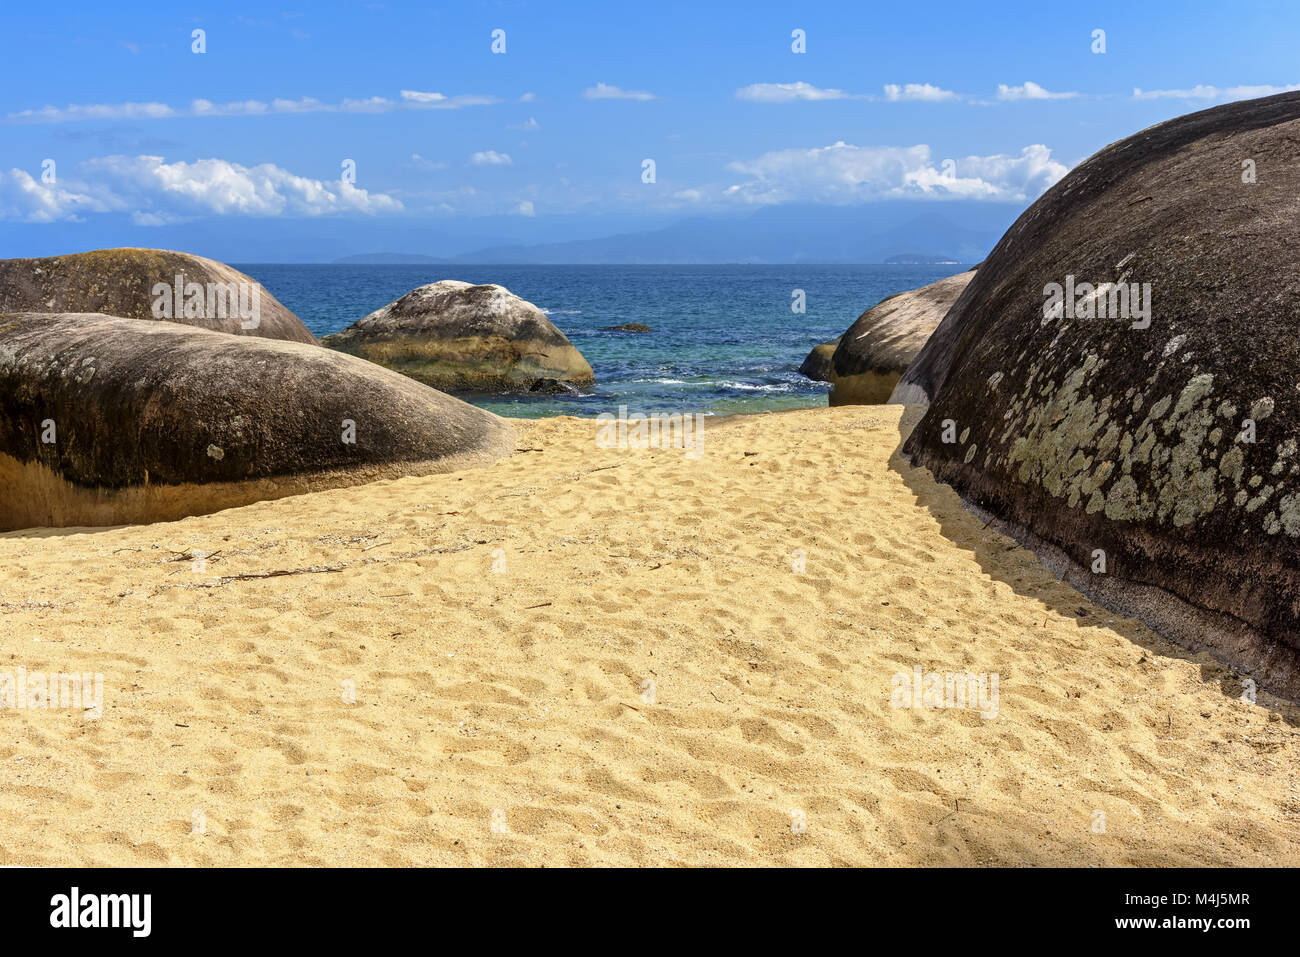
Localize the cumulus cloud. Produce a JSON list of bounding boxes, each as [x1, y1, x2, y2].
[[0, 155, 403, 222], [722, 141, 1069, 205], [582, 82, 656, 101], [514, 200, 535, 216], [735, 82, 852, 102], [468, 150, 512, 167], [0, 168, 119, 223], [9, 92, 498, 123], [997, 82, 1079, 101], [882, 83, 960, 102], [1132, 83, 1300, 101]]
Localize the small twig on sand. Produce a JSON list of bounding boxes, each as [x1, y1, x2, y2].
[[362, 541, 392, 551], [524, 601, 552, 610], [217, 566, 344, 583], [934, 797, 961, 825], [165, 549, 223, 563]]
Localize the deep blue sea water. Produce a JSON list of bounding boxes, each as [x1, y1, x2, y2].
[[235, 264, 968, 418]]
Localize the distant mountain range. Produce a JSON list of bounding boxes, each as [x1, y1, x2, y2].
[[335, 252, 447, 264], [332, 202, 1021, 266], [0, 199, 1025, 264]]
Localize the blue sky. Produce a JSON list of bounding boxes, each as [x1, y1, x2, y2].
[[2, 0, 1298, 259]]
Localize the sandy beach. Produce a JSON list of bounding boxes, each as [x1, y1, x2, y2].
[[1, 405, 1297, 867]]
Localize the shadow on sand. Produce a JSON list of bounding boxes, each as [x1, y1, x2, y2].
[[886, 404, 1300, 729]]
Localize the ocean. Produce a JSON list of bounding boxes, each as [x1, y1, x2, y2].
[[236, 263, 969, 418]]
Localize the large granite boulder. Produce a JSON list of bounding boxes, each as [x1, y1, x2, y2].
[[798, 337, 840, 382], [897, 91, 1300, 697], [829, 270, 974, 405], [0, 312, 515, 530], [322, 280, 594, 393], [0, 248, 314, 343]]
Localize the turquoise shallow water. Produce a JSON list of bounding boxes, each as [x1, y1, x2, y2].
[[236, 263, 969, 418]]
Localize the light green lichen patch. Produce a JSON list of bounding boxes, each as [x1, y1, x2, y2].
[[1275, 492, 1300, 536]]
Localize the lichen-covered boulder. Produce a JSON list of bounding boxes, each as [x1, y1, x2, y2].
[[322, 280, 594, 393], [0, 248, 315, 343], [897, 91, 1300, 696], [829, 271, 973, 405], [0, 312, 515, 530], [798, 338, 840, 382]]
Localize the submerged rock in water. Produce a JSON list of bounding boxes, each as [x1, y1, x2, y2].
[[828, 270, 974, 406], [897, 90, 1300, 698], [321, 280, 594, 393], [798, 338, 840, 382], [0, 312, 515, 530], [601, 323, 651, 333], [0, 247, 315, 343]]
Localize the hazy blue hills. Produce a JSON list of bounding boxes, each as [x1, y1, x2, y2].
[[0, 199, 1022, 265], [333, 203, 1018, 265]]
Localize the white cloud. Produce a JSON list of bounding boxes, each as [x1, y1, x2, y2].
[[519, 92, 537, 103], [10, 101, 177, 123], [469, 150, 512, 167], [408, 153, 447, 171], [0, 155, 404, 222], [883, 83, 960, 102], [510, 117, 541, 131], [1132, 83, 1300, 101], [514, 200, 535, 216], [9, 92, 499, 123], [583, 82, 656, 101], [735, 82, 851, 102], [397, 90, 499, 109], [0, 168, 119, 223], [721, 141, 1069, 205], [997, 82, 1079, 101]]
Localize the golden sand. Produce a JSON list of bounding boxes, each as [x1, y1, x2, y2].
[[1, 405, 1297, 866]]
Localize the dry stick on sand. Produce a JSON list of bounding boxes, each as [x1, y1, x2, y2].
[[217, 566, 345, 583], [164, 549, 223, 563]]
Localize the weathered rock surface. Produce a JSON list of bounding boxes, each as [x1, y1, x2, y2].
[[0, 312, 515, 530], [897, 91, 1300, 697], [829, 270, 974, 405], [798, 338, 840, 382], [0, 248, 314, 343], [322, 281, 594, 393]]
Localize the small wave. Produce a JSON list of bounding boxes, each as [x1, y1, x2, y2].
[[540, 308, 583, 315], [714, 381, 795, 393]]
